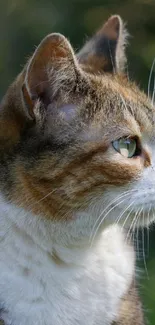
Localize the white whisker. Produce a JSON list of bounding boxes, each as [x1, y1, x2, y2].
[[125, 207, 142, 244], [148, 58, 155, 99], [89, 189, 137, 244], [129, 207, 141, 245], [118, 202, 135, 230], [152, 76, 155, 105], [131, 209, 138, 246], [136, 208, 143, 260], [142, 209, 149, 280], [90, 197, 128, 247], [146, 204, 151, 258]]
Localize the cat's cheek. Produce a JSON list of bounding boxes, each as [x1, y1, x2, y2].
[[102, 160, 143, 185]]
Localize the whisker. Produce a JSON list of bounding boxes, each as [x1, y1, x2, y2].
[[35, 189, 57, 204], [89, 189, 137, 244], [136, 208, 143, 260], [148, 58, 155, 99], [118, 202, 135, 230], [129, 207, 141, 245], [89, 188, 150, 247], [131, 209, 138, 246], [146, 204, 151, 258], [142, 209, 149, 280], [152, 76, 155, 105], [89, 193, 137, 247], [90, 197, 127, 247], [20, 188, 57, 212], [125, 207, 142, 244]]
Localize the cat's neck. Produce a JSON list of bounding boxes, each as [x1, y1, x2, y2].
[[0, 193, 135, 325]]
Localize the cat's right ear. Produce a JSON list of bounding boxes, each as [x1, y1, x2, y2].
[[78, 15, 128, 74], [22, 33, 79, 120]]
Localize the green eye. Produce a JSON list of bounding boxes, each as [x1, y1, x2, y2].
[[112, 137, 137, 158]]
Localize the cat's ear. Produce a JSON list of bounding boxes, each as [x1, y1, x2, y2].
[[0, 34, 81, 150], [22, 33, 78, 119], [78, 15, 128, 74]]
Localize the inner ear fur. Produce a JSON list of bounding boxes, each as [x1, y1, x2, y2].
[[77, 15, 128, 74]]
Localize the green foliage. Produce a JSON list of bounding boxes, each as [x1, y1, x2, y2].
[[0, 0, 155, 323]]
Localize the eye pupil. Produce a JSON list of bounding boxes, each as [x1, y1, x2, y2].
[[112, 137, 140, 158]]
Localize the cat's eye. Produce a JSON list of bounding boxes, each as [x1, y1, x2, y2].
[[112, 137, 138, 158]]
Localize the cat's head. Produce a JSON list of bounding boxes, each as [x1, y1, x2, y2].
[[0, 15, 155, 239]]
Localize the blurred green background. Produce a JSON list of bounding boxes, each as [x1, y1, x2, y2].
[[0, 0, 155, 323]]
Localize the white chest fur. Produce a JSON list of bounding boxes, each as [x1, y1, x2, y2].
[[0, 196, 134, 325]]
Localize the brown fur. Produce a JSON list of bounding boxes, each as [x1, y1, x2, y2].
[[0, 14, 154, 324], [113, 281, 144, 325], [1, 66, 153, 220]]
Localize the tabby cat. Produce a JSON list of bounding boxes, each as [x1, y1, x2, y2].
[[0, 14, 154, 325]]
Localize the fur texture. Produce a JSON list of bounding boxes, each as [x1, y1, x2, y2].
[[112, 281, 144, 325], [0, 195, 134, 325], [0, 14, 154, 324]]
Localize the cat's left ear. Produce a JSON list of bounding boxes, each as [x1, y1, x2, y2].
[[22, 33, 79, 119], [78, 15, 128, 74]]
